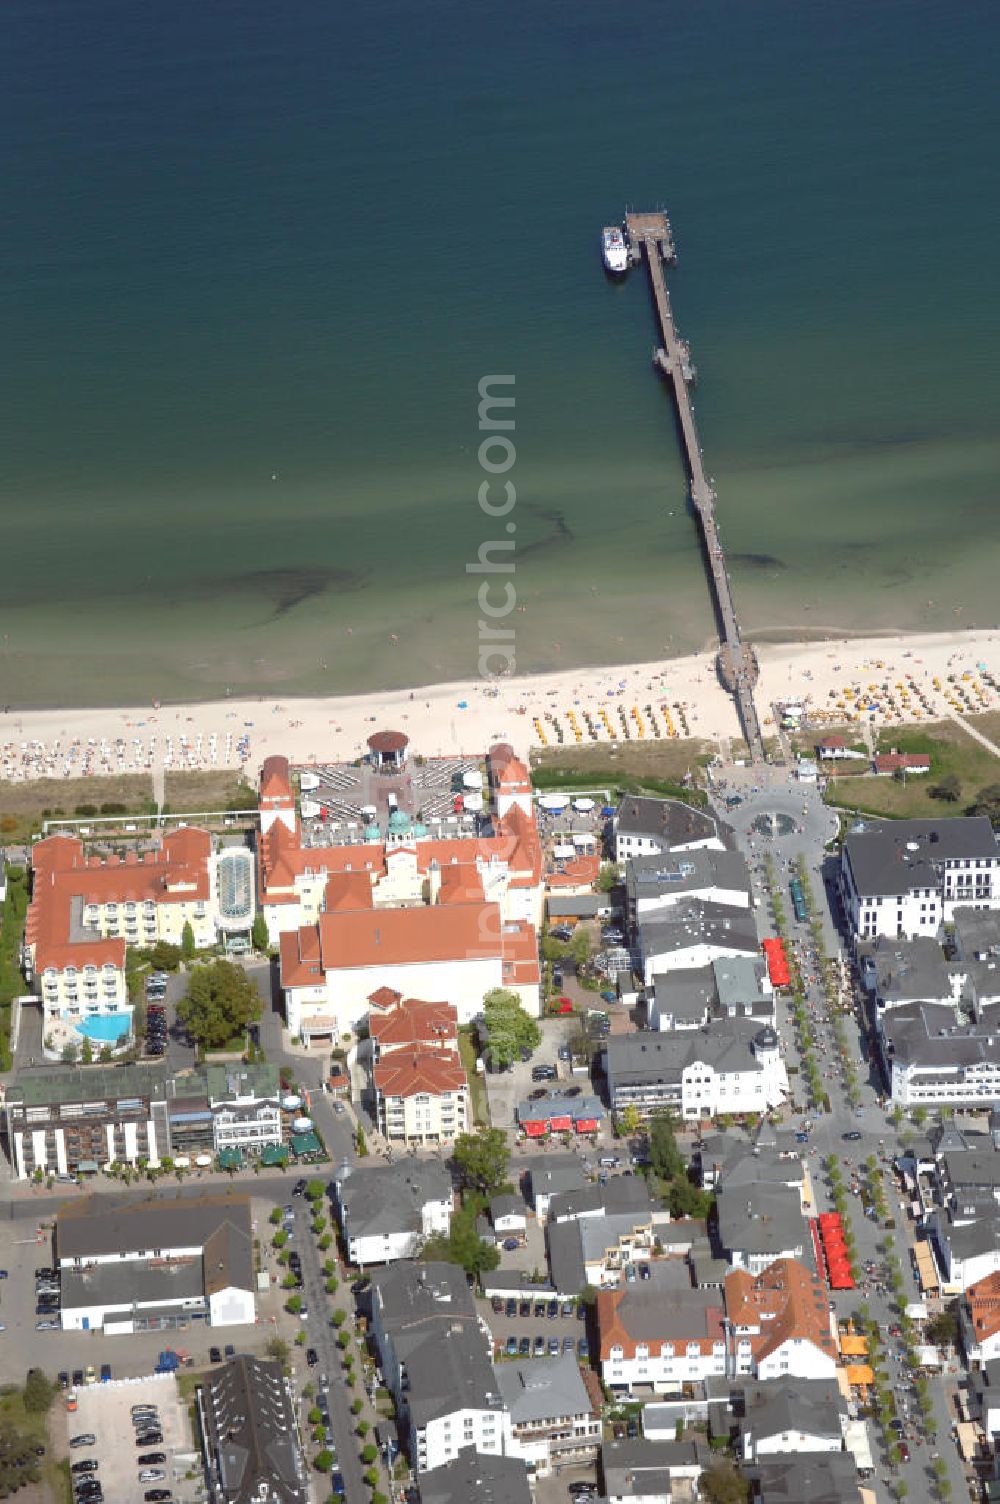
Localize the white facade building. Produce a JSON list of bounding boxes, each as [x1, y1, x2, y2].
[[841, 818, 1000, 944]]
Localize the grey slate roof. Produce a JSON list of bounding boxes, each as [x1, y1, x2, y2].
[[650, 968, 715, 1025], [62, 1258, 205, 1311], [844, 817, 998, 898], [716, 1183, 806, 1259], [742, 1378, 845, 1443], [549, 1177, 652, 1224], [56, 1192, 252, 1264], [419, 1453, 532, 1504], [700, 1134, 804, 1193], [616, 797, 721, 848], [601, 1438, 704, 1496], [490, 1192, 526, 1222], [405, 1327, 502, 1428], [747, 1452, 863, 1504], [954, 907, 1000, 962], [336, 1159, 453, 1239], [940, 1214, 1000, 1261], [606, 1021, 767, 1090], [882, 1002, 1000, 1070], [493, 1351, 593, 1424], [626, 849, 750, 903], [371, 1260, 475, 1329], [869, 936, 954, 1004], [639, 901, 759, 961], [603, 1282, 723, 1345], [201, 1355, 307, 1504], [529, 1156, 588, 1207], [546, 1220, 587, 1295]]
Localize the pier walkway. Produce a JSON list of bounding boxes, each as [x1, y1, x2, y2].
[[625, 211, 765, 763]]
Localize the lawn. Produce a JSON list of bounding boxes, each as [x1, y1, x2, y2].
[[162, 769, 256, 813], [529, 739, 713, 803], [825, 719, 1000, 820], [458, 1028, 488, 1126], [0, 1383, 68, 1503], [0, 773, 154, 842]]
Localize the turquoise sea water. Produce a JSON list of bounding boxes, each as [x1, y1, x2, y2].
[[1, 0, 998, 707]]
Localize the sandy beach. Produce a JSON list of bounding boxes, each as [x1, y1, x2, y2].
[[2, 628, 999, 786]]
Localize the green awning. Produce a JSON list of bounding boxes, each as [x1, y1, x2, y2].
[[218, 1147, 243, 1170], [290, 1131, 322, 1156], [260, 1144, 288, 1166]]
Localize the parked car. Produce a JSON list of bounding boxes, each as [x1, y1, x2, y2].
[[562, 1336, 575, 1352], [533, 1335, 546, 1356], [71, 1461, 99, 1476], [505, 1298, 517, 1318], [138, 1454, 166, 1466], [330, 1472, 346, 1498], [491, 1296, 503, 1314], [144, 1493, 172, 1503], [519, 1300, 530, 1318], [99, 1364, 111, 1382], [639, 1262, 651, 1281], [306, 1348, 319, 1367], [502, 1237, 520, 1252], [292, 1179, 307, 1196], [135, 1433, 163, 1448], [578, 1337, 589, 1358], [518, 1336, 531, 1356], [209, 1346, 222, 1363], [546, 1301, 558, 1319], [547, 1336, 560, 1355], [58, 1372, 70, 1390], [138, 1470, 166, 1483], [626, 1418, 639, 1439], [505, 1335, 518, 1357]]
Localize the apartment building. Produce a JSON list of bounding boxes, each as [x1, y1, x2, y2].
[[605, 1023, 787, 1122], [372, 1048, 470, 1145], [333, 1160, 453, 1266], [495, 1353, 600, 1475], [198, 1354, 308, 1504], [724, 1260, 838, 1381], [596, 1264, 727, 1394], [840, 817, 1000, 943], [614, 797, 726, 865]]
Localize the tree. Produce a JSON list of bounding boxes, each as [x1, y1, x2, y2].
[[61, 1040, 79, 1064], [483, 988, 541, 1068], [313, 1449, 334, 1473], [968, 783, 1000, 824], [648, 1113, 685, 1182], [269, 1206, 283, 1225], [286, 1293, 303, 1315], [912, 1105, 928, 1128], [23, 1369, 55, 1414], [421, 1200, 500, 1279], [180, 920, 196, 960], [176, 959, 261, 1049], [452, 1126, 510, 1197], [360, 1444, 378, 1465], [81, 1036, 93, 1065], [931, 773, 961, 803], [568, 927, 592, 967], [667, 1175, 714, 1220], [699, 1462, 749, 1504], [598, 862, 620, 893], [618, 1105, 642, 1138], [252, 914, 270, 952], [926, 1304, 959, 1350], [306, 1178, 326, 1202]]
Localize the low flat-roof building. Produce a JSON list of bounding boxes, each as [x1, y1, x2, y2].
[[57, 1193, 255, 1333], [199, 1353, 308, 1504], [420, 1452, 532, 1504]]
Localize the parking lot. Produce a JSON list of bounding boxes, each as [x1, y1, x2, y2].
[[485, 1017, 597, 1134], [67, 1372, 197, 1504], [479, 1291, 592, 1365]]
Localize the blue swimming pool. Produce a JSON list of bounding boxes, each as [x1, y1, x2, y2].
[[76, 1012, 133, 1043]]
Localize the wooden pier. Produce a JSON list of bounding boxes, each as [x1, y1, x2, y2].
[[624, 210, 765, 763]]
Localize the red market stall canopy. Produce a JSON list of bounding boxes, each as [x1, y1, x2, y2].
[[819, 1212, 843, 1230], [522, 1120, 547, 1138], [762, 937, 791, 987], [548, 1116, 573, 1133], [575, 1119, 599, 1134]]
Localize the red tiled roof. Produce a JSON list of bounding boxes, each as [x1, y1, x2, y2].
[[368, 986, 403, 1011], [260, 755, 293, 801], [318, 901, 504, 970], [501, 920, 541, 986], [724, 1259, 837, 1364], [368, 730, 409, 755], [489, 742, 532, 791], [547, 853, 601, 889], [595, 1284, 724, 1361], [966, 1271, 1000, 1343], [873, 753, 931, 774], [373, 1047, 468, 1099], [370, 997, 458, 1051], [278, 926, 325, 988], [817, 736, 847, 750], [323, 871, 375, 912], [27, 829, 211, 975], [438, 864, 486, 905]]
